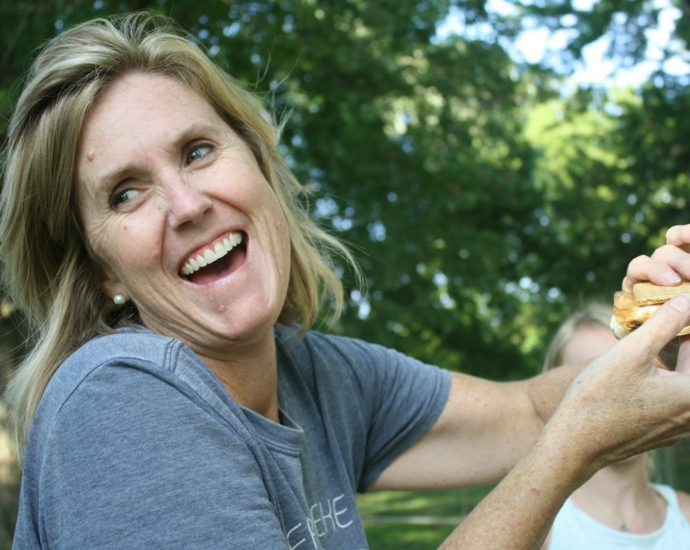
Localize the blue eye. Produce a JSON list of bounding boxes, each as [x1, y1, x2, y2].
[[111, 189, 139, 207], [187, 144, 212, 164]]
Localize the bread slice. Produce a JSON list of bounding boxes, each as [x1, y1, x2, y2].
[[611, 284, 690, 339], [633, 281, 690, 306]]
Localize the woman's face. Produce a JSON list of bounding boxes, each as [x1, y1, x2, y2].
[[76, 72, 291, 359]]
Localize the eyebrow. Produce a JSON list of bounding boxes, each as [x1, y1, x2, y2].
[[90, 121, 223, 195]]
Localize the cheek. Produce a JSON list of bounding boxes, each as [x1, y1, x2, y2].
[[89, 217, 162, 275]]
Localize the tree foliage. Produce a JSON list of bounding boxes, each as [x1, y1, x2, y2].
[[1, 0, 689, 383]]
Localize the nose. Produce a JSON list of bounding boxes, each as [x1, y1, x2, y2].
[[164, 172, 212, 229]]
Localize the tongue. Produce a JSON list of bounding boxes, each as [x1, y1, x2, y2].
[[190, 247, 246, 285]]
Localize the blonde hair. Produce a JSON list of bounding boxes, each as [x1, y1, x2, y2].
[[0, 12, 359, 461], [542, 303, 612, 372]]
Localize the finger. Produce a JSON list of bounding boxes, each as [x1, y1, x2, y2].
[[627, 295, 690, 359], [651, 245, 690, 281], [666, 225, 690, 248], [623, 254, 681, 292]]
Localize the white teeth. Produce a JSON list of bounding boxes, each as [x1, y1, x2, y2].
[[181, 232, 243, 276], [203, 249, 217, 263]]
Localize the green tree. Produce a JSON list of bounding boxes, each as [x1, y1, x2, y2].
[[0, 0, 554, 379]]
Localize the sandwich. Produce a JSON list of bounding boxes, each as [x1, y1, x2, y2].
[[611, 282, 690, 339]]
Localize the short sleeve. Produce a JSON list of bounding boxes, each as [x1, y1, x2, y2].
[[291, 333, 451, 493], [23, 363, 290, 550]]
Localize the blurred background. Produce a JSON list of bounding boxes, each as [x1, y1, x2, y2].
[[2, 0, 690, 547]]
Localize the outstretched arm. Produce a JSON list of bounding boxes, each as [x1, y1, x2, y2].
[[439, 295, 690, 549], [374, 295, 690, 550], [371, 361, 585, 490], [377, 224, 690, 493]]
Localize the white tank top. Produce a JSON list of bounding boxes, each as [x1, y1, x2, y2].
[[548, 484, 690, 549]]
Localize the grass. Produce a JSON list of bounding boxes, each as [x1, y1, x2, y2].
[[357, 486, 494, 549], [363, 523, 457, 549]]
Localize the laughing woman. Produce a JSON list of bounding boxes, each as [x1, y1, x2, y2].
[[5, 12, 690, 550]]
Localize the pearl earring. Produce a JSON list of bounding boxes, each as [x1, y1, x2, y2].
[[113, 294, 126, 305]]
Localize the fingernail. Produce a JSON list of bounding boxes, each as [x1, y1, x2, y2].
[[670, 294, 690, 312], [664, 271, 682, 283]]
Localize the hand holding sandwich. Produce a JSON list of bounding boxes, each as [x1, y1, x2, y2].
[[553, 294, 690, 468], [442, 293, 690, 550]]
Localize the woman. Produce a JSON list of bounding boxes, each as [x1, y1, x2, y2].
[[5, 12, 690, 549], [542, 304, 690, 549]]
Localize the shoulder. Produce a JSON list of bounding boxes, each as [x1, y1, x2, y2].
[[68, 326, 183, 369], [674, 490, 690, 521], [47, 326, 210, 400], [36, 329, 173, 416], [28, 328, 231, 467], [278, 328, 383, 362], [278, 328, 442, 376], [21, 335, 283, 548], [24, 330, 259, 501], [277, 329, 450, 404], [652, 483, 690, 521]]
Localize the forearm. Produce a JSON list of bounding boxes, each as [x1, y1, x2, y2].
[[440, 423, 589, 550], [440, 294, 690, 549]]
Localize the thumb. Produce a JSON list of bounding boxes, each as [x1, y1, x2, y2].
[[628, 294, 690, 359]]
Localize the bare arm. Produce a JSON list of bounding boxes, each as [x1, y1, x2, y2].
[[376, 294, 690, 549], [450, 296, 690, 549], [371, 225, 690, 549], [371, 362, 585, 490], [375, 223, 690, 492]]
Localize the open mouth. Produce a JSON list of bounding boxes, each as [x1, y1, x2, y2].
[[180, 231, 247, 285]]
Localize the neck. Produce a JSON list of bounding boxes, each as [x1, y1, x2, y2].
[[578, 455, 650, 499], [199, 330, 280, 423], [571, 454, 666, 533]]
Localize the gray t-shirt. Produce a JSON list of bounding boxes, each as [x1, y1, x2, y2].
[[13, 326, 450, 549]]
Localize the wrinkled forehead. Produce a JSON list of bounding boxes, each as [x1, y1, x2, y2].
[[76, 73, 227, 194]]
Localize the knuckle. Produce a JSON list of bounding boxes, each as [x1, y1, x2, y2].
[[651, 245, 673, 260], [667, 224, 690, 245], [629, 254, 651, 268]]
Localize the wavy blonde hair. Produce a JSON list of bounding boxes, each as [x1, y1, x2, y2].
[[0, 12, 358, 461]]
